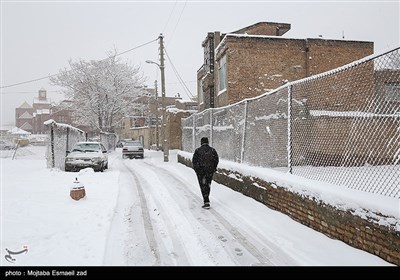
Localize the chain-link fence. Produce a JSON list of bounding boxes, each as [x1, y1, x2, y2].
[[100, 131, 117, 152], [45, 120, 86, 170], [182, 46, 400, 198]]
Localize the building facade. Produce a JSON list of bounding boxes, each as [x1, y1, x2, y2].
[[197, 22, 374, 110], [15, 88, 51, 134], [15, 89, 80, 134]]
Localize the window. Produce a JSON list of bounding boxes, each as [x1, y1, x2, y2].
[[58, 116, 66, 123], [218, 55, 227, 92], [385, 83, 400, 102]]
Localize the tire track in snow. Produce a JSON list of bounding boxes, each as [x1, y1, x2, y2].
[[122, 160, 161, 265], [125, 161, 197, 265], [141, 162, 276, 266]]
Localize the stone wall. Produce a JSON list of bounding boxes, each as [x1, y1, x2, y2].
[[178, 154, 400, 266]]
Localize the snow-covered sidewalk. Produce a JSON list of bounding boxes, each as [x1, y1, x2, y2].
[[0, 146, 393, 266]]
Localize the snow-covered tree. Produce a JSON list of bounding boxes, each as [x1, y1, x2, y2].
[[50, 52, 146, 132]]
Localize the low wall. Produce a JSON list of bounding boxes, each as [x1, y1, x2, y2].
[[178, 154, 400, 266]]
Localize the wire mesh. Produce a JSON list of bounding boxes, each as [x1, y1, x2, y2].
[[291, 48, 400, 198], [211, 103, 246, 162], [45, 122, 86, 170], [194, 109, 212, 149], [244, 87, 290, 168], [182, 46, 400, 198], [100, 131, 117, 152], [181, 115, 195, 153]]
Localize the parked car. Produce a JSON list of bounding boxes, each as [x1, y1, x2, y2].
[[122, 140, 144, 159], [117, 139, 136, 148], [0, 139, 14, 150], [65, 142, 108, 172]]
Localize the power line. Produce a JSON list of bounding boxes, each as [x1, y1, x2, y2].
[[0, 38, 158, 89], [164, 46, 194, 99], [162, 1, 178, 34], [168, 1, 187, 43]]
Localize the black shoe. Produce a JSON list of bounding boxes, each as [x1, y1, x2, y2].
[[202, 203, 210, 209]]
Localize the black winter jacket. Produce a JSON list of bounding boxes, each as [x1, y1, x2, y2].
[[192, 144, 219, 175]]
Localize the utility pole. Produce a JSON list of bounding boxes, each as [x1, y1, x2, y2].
[[159, 33, 169, 162], [155, 80, 159, 151], [148, 95, 152, 150]]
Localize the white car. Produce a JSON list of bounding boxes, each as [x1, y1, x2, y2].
[[122, 140, 144, 159], [65, 142, 108, 172]]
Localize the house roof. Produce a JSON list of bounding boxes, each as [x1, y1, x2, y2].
[[33, 97, 51, 104], [8, 126, 31, 134], [231, 22, 291, 36], [18, 101, 32, 109], [19, 111, 33, 119]]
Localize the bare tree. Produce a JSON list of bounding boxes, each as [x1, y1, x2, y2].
[[50, 52, 146, 132]]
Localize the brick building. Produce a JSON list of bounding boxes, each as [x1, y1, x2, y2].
[[197, 22, 374, 111], [118, 91, 183, 143], [15, 88, 51, 133], [15, 89, 80, 134]]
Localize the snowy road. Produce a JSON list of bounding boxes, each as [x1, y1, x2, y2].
[[1, 146, 391, 266], [102, 150, 391, 266]]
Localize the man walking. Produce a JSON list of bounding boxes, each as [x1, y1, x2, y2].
[[192, 137, 219, 209]]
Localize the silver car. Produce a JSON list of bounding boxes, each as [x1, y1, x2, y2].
[[122, 140, 144, 159], [65, 142, 108, 172]]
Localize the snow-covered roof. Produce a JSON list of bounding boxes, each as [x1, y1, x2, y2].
[[215, 33, 374, 56], [176, 99, 197, 104], [36, 109, 50, 115], [18, 101, 32, 109], [43, 119, 84, 133], [8, 126, 31, 135], [167, 108, 197, 114], [19, 111, 33, 119], [231, 21, 291, 36], [33, 97, 51, 104]]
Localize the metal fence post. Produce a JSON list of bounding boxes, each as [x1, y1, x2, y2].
[[287, 84, 293, 174], [51, 125, 55, 168], [66, 127, 70, 153], [192, 115, 196, 152], [240, 100, 248, 163], [210, 109, 213, 147]]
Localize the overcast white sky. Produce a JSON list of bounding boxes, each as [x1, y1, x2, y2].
[[1, 0, 399, 126]]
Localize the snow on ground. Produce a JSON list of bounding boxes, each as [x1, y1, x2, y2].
[[178, 151, 400, 230], [0, 146, 394, 266], [1, 146, 119, 266]]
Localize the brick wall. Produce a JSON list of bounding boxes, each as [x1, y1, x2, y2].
[[215, 36, 373, 108], [306, 39, 373, 76], [222, 37, 307, 106], [167, 111, 193, 150], [178, 154, 400, 265]]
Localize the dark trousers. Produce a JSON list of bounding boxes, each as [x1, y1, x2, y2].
[[196, 172, 213, 204]]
